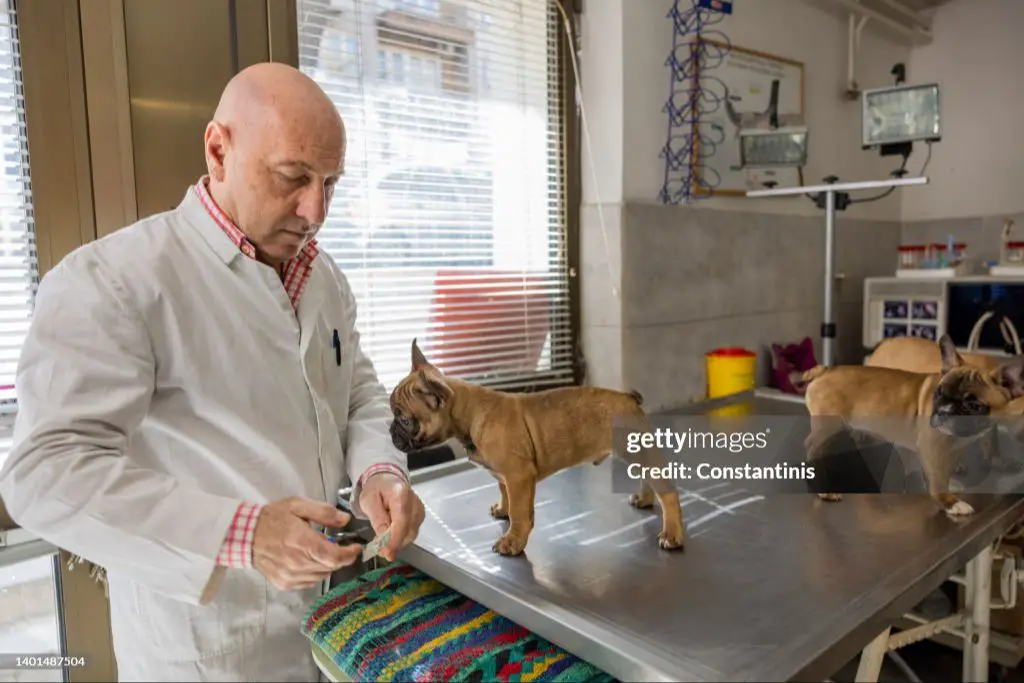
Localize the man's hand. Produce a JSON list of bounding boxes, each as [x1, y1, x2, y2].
[[252, 496, 362, 591], [359, 473, 425, 561]]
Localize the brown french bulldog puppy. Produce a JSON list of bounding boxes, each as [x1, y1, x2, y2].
[[864, 336, 1003, 374], [798, 335, 1024, 517], [864, 336, 1013, 473], [387, 339, 687, 556]]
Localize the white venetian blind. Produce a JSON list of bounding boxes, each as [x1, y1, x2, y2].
[[0, 0, 36, 413], [296, 0, 574, 392]]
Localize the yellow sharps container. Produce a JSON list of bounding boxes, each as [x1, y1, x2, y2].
[[705, 347, 756, 417]]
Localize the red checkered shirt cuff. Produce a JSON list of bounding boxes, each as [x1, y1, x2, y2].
[[358, 463, 409, 488], [215, 501, 262, 569]]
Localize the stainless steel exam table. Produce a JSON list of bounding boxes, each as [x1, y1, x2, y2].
[[334, 389, 1024, 682]]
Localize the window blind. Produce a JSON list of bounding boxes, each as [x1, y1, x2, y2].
[[0, 0, 37, 412], [296, 0, 574, 392]]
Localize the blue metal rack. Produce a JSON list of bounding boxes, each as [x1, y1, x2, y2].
[[658, 0, 732, 205]]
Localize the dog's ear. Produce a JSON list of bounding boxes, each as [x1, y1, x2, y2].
[[411, 338, 432, 372], [994, 356, 1024, 399], [415, 370, 453, 411], [938, 335, 964, 374]]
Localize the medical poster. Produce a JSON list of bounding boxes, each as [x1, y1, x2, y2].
[[692, 39, 805, 196]]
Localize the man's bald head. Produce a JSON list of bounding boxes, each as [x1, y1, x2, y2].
[[203, 62, 346, 267], [213, 62, 345, 150]]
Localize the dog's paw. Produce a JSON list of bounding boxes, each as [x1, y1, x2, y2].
[[629, 492, 654, 509], [946, 500, 975, 517], [658, 527, 685, 551], [492, 533, 526, 556], [489, 502, 509, 519], [818, 493, 843, 502]]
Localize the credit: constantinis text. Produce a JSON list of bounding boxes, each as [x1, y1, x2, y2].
[[626, 462, 816, 482]]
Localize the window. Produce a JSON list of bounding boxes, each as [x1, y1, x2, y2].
[[0, 0, 36, 415], [400, 0, 440, 16], [318, 32, 359, 78], [0, 5, 58, 676], [297, 0, 575, 392]]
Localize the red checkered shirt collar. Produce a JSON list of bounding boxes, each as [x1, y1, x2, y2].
[[194, 175, 319, 311]]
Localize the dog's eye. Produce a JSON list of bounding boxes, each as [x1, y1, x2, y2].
[[399, 416, 412, 427]]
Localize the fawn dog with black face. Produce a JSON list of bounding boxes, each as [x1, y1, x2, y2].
[[797, 335, 1024, 517], [387, 340, 687, 556]]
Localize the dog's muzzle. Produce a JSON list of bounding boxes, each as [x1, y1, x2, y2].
[[389, 419, 415, 453], [930, 400, 991, 437]]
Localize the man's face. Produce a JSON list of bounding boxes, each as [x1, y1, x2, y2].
[[217, 112, 345, 266]]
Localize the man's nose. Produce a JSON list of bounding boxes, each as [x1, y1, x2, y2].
[[297, 183, 329, 225]]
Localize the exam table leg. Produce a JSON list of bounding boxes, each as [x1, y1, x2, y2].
[[854, 627, 890, 682], [963, 544, 994, 682]]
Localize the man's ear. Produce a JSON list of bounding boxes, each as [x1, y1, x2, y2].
[[995, 356, 1024, 399], [411, 338, 431, 372], [204, 120, 229, 182], [938, 335, 964, 374], [415, 370, 452, 411]]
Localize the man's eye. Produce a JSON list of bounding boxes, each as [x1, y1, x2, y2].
[[279, 173, 305, 184]]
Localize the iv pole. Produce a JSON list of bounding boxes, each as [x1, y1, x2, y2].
[[745, 175, 929, 366], [738, 63, 936, 367]]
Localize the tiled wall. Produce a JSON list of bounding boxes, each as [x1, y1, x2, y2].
[[900, 212, 1024, 268], [580, 202, 902, 413]]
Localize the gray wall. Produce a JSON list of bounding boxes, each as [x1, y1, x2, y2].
[[580, 202, 902, 413]]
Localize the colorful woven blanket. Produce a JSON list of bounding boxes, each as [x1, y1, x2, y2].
[[302, 561, 617, 682]]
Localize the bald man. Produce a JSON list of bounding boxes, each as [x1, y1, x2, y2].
[[0, 62, 425, 681]]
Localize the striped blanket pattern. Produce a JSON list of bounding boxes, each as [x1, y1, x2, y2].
[[302, 561, 617, 682]]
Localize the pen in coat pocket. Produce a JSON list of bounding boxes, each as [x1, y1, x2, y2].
[[332, 328, 341, 366]]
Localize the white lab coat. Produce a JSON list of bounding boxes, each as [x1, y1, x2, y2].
[[0, 186, 408, 681]]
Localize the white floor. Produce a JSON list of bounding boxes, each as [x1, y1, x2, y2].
[[0, 556, 52, 591], [0, 669, 61, 683], [0, 555, 60, 683], [0, 616, 60, 683]]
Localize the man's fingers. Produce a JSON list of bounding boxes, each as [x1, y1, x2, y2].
[[400, 499, 425, 548], [291, 580, 325, 591], [287, 496, 350, 529], [258, 559, 332, 591], [360, 488, 391, 534], [383, 497, 411, 560], [282, 569, 333, 586], [305, 529, 363, 569], [272, 572, 333, 591]]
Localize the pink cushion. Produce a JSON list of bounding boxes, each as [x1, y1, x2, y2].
[[770, 336, 817, 395]]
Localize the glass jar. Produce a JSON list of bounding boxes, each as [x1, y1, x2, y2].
[[897, 245, 924, 270], [950, 242, 967, 264], [1006, 241, 1024, 264], [924, 243, 948, 268]]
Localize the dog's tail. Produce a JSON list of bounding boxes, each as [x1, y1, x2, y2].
[[789, 365, 829, 393], [627, 389, 644, 406], [862, 340, 884, 366]]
